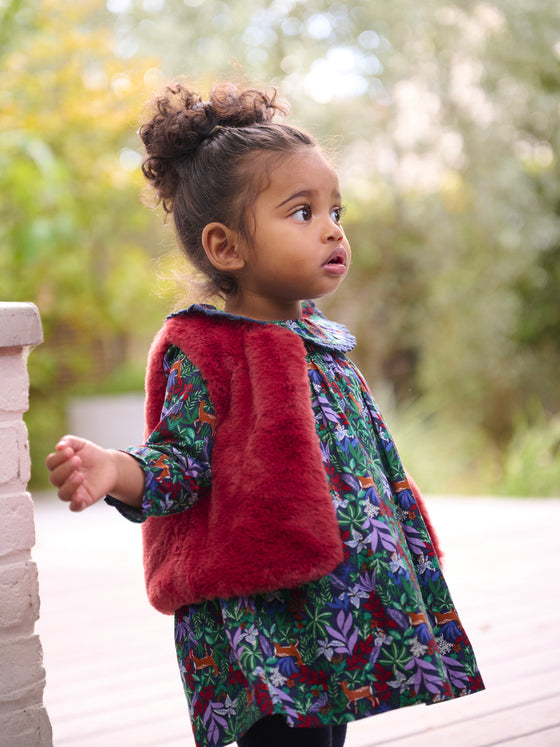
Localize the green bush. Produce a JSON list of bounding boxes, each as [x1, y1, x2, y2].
[[498, 404, 560, 497]]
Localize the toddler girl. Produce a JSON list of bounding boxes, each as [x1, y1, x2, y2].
[[47, 81, 484, 747]]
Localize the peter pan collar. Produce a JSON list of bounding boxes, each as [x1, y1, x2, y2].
[[169, 300, 356, 353]]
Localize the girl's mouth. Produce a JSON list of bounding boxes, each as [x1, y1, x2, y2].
[[323, 248, 348, 273]]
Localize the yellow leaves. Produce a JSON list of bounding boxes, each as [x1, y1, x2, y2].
[[3, 0, 161, 136], [2, 0, 164, 312], [41, 0, 106, 26]]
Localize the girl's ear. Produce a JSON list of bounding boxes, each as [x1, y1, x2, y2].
[[202, 222, 246, 272]]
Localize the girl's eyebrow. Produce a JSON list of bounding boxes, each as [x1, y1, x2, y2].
[[275, 189, 312, 208], [275, 188, 342, 209]]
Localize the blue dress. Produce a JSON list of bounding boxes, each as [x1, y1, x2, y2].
[[109, 303, 484, 747]]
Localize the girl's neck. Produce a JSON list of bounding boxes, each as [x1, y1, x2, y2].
[[224, 293, 303, 322]]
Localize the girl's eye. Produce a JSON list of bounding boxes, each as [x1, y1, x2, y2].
[[331, 205, 346, 223], [292, 205, 312, 222]]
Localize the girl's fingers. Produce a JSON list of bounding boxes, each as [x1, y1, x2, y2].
[[57, 435, 86, 454], [68, 485, 96, 512], [48, 453, 81, 488], [45, 436, 86, 471], [45, 435, 104, 512], [67, 486, 87, 512], [55, 468, 84, 503], [45, 446, 74, 471]]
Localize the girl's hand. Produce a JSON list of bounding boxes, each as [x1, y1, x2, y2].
[[46, 436, 118, 512]]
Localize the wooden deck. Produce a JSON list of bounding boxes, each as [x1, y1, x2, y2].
[[32, 494, 560, 747]]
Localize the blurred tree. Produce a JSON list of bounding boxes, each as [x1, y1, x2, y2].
[[111, 1, 560, 424], [0, 0, 29, 56], [114, 0, 560, 487], [3, 0, 559, 491], [0, 0, 171, 480]]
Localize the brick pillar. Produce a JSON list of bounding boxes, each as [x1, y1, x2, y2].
[[0, 303, 52, 746]]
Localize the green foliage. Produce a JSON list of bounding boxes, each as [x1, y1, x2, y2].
[[0, 0, 30, 57], [4, 0, 560, 494], [1, 0, 173, 483], [499, 403, 560, 497], [372, 395, 494, 496]]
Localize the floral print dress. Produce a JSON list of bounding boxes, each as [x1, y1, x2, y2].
[[108, 303, 484, 747]]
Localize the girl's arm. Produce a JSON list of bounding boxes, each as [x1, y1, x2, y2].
[[108, 349, 215, 521], [46, 436, 145, 512], [48, 349, 213, 518]]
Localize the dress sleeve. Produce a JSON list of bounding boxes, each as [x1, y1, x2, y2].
[[106, 346, 215, 522]]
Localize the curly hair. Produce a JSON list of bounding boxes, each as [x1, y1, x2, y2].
[[139, 81, 316, 297]]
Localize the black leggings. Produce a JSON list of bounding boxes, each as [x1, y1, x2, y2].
[[237, 714, 347, 747]]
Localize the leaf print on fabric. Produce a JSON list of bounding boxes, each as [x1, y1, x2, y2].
[[401, 522, 429, 557], [412, 620, 436, 646], [436, 619, 463, 642], [325, 611, 359, 656], [304, 606, 332, 639], [379, 640, 413, 671], [405, 657, 445, 695], [203, 700, 229, 746], [368, 518, 398, 553], [228, 625, 263, 674], [339, 471, 370, 494], [308, 691, 329, 714], [441, 655, 472, 689], [254, 667, 299, 719], [315, 393, 342, 425], [347, 636, 376, 668], [319, 439, 332, 465], [277, 655, 298, 677], [115, 307, 485, 747], [175, 615, 192, 643], [394, 487, 419, 511]]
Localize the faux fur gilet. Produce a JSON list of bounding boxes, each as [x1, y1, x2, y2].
[[141, 309, 441, 615], [141, 310, 344, 613]]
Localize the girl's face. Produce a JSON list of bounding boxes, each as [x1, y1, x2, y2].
[[226, 147, 351, 321]]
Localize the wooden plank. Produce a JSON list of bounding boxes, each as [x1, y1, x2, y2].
[[347, 670, 560, 744], [32, 494, 560, 747], [487, 725, 560, 747], [349, 695, 560, 747]]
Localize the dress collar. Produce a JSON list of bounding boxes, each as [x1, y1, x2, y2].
[[278, 301, 356, 352], [169, 301, 356, 353]]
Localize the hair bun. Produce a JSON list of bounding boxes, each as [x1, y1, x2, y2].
[[208, 82, 288, 128], [139, 81, 288, 202]]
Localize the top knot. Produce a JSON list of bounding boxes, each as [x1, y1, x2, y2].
[[138, 81, 289, 203], [140, 82, 287, 157], [207, 82, 288, 128]]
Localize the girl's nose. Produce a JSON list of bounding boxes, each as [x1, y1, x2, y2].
[[323, 216, 344, 242]]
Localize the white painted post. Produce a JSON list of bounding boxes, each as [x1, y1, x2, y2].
[[0, 302, 52, 746]]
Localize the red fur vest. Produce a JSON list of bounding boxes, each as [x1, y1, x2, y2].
[[141, 310, 440, 614]]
